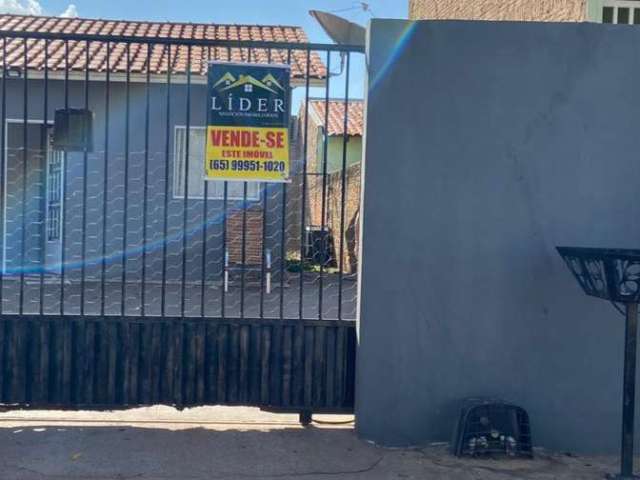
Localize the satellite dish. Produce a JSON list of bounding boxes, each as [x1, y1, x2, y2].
[[309, 10, 366, 47]]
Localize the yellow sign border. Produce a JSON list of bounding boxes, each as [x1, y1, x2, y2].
[[205, 126, 290, 183]]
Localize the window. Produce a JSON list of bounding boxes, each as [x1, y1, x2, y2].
[[46, 147, 64, 241], [602, 1, 640, 24], [173, 126, 260, 200]]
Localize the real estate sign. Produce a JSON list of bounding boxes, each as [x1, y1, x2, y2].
[[205, 62, 291, 183]]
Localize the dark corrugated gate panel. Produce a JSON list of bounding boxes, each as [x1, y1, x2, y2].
[[0, 316, 355, 412]]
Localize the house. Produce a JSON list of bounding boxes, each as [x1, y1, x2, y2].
[[0, 14, 325, 288], [409, 0, 639, 24], [291, 99, 363, 274]]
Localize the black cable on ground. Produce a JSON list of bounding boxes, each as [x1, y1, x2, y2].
[[312, 418, 355, 425]]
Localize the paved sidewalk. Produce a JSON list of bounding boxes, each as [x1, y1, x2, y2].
[[0, 406, 628, 479]]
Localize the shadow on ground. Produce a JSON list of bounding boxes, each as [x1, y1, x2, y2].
[[0, 407, 625, 479], [0, 425, 382, 480]]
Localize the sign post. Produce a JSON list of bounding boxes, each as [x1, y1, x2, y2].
[[205, 62, 291, 183]]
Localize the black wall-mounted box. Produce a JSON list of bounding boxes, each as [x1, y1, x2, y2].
[[53, 108, 94, 152]]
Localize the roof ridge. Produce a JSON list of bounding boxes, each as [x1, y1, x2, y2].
[[0, 13, 306, 31]]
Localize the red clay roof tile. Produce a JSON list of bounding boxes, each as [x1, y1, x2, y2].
[[309, 99, 364, 136], [0, 14, 326, 80]]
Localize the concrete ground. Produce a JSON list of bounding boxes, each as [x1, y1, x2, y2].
[[0, 406, 630, 480]]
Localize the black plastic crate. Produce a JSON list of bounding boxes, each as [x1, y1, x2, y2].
[[452, 398, 533, 458]]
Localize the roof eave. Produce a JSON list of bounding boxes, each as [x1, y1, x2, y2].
[[11, 69, 326, 87]]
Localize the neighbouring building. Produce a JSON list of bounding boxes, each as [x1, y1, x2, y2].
[[291, 99, 363, 274], [409, 0, 640, 25], [0, 14, 325, 284], [358, 16, 640, 453]]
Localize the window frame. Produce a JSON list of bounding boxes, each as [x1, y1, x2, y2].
[[3, 119, 63, 273], [172, 125, 261, 201], [45, 144, 64, 242], [601, 0, 640, 24]]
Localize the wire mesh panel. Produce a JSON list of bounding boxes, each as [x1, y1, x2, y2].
[[0, 24, 363, 411], [0, 29, 364, 322]]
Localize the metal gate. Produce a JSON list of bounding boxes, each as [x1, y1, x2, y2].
[[0, 18, 363, 415]]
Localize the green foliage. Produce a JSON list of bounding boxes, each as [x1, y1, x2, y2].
[[285, 257, 339, 274]]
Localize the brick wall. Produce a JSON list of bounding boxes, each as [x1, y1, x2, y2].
[[325, 163, 361, 274], [287, 106, 323, 259], [305, 111, 324, 228], [291, 103, 363, 273], [226, 206, 264, 265], [286, 112, 308, 259], [305, 163, 361, 274], [409, 0, 587, 22]]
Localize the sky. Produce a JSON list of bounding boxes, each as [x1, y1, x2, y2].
[[0, 0, 409, 103], [0, 0, 408, 42]]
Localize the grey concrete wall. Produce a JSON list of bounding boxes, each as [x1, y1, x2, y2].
[[1, 78, 286, 283], [357, 19, 640, 453]]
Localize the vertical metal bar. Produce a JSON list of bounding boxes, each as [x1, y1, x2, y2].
[[200, 171, 209, 316], [259, 184, 267, 318], [39, 39, 49, 315], [260, 48, 271, 318], [240, 182, 247, 319], [60, 39, 69, 315], [141, 43, 151, 317], [318, 51, 331, 320], [120, 42, 131, 316], [620, 302, 638, 478], [100, 42, 111, 316], [240, 48, 252, 318], [18, 37, 28, 314], [161, 45, 172, 317], [337, 53, 351, 321], [278, 186, 287, 319], [260, 48, 273, 319], [298, 48, 312, 320], [80, 41, 90, 315], [221, 181, 228, 318], [200, 46, 211, 318], [239, 47, 251, 320], [220, 46, 231, 320], [181, 45, 192, 318], [0, 37, 7, 313], [278, 48, 292, 320], [281, 48, 294, 315]]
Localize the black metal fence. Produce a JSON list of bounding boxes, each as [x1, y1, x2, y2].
[[0, 30, 364, 322], [0, 315, 356, 411], [0, 28, 363, 412]]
